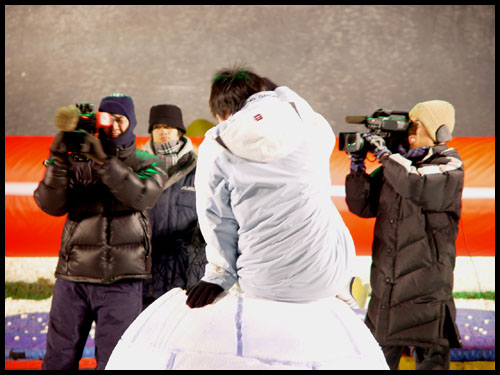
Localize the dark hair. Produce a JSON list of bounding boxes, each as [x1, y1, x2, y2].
[[209, 66, 266, 120]]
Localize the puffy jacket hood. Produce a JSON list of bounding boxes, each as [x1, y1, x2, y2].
[[214, 91, 303, 163]]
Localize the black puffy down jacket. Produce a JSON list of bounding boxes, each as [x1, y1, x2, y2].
[[34, 141, 168, 284], [345, 145, 464, 349]]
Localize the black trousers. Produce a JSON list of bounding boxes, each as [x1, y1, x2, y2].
[[382, 344, 450, 370], [42, 278, 142, 370]]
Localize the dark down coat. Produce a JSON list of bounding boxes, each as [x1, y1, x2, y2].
[[34, 142, 168, 284], [142, 139, 207, 307], [345, 144, 464, 349]]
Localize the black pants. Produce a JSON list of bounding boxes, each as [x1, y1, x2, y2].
[[382, 344, 450, 370], [42, 278, 142, 370]]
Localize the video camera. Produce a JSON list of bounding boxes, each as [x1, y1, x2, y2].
[[60, 103, 113, 154], [74, 102, 113, 134], [338, 109, 410, 154]]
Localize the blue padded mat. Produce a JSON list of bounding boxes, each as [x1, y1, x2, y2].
[[352, 308, 495, 362], [450, 309, 495, 361], [5, 312, 94, 360], [5, 308, 494, 361]]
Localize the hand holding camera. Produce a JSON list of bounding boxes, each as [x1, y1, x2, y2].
[[54, 103, 113, 135], [348, 146, 367, 172], [52, 102, 113, 163], [78, 132, 108, 164], [49, 131, 70, 165], [339, 109, 410, 157], [363, 133, 391, 161]]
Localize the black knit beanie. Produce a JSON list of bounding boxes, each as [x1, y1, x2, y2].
[[148, 104, 185, 134]]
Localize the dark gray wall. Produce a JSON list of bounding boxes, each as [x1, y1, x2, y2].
[[5, 5, 495, 137]]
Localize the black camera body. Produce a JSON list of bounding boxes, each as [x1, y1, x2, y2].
[[339, 109, 410, 154], [63, 103, 113, 154], [74, 102, 113, 134]]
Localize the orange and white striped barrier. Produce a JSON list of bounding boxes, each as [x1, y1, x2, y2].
[[5, 136, 494, 258]]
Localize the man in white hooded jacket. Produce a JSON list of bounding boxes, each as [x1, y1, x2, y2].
[[186, 67, 356, 307]]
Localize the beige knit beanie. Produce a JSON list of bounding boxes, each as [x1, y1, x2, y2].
[[409, 100, 455, 143]]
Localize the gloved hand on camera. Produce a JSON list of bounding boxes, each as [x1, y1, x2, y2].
[[79, 132, 108, 164], [362, 133, 391, 162], [49, 131, 71, 165], [185, 281, 224, 308], [348, 148, 367, 173], [75, 103, 98, 134]]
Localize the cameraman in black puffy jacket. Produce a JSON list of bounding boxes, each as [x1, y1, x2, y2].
[[345, 100, 464, 370], [34, 93, 168, 370]]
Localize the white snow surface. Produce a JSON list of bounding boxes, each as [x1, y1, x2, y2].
[[5, 256, 495, 317], [6, 256, 495, 292], [106, 288, 390, 370]]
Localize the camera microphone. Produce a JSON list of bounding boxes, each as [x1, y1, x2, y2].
[[345, 116, 367, 124], [54, 105, 80, 132]]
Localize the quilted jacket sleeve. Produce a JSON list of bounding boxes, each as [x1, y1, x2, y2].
[[381, 148, 464, 212], [345, 168, 383, 218], [94, 153, 168, 211], [195, 136, 239, 291], [33, 157, 70, 217]]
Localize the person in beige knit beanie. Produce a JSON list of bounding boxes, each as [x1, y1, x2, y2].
[[407, 100, 455, 148], [346, 99, 464, 370]]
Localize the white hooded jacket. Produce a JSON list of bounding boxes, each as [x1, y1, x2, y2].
[[195, 86, 355, 302]]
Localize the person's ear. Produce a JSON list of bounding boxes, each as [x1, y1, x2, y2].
[[409, 136, 416, 145]]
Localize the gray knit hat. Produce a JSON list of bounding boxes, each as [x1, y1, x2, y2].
[[409, 100, 455, 143]]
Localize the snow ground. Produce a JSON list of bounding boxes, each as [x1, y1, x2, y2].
[[6, 256, 495, 292], [5, 256, 495, 317], [4, 295, 495, 318]]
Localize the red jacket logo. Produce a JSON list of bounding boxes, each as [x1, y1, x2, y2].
[[254, 114, 263, 121]]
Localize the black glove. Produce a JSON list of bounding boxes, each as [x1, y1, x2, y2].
[[76, 102, 93, 114], [348, 148, 367, 173], [75, 103, 97, 134], [362, 133, 391, 162], [49, 131, 70, 164], [186, 281, 224, 308], [79, 132, 108, 164]]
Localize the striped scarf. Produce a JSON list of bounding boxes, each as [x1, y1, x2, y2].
[[404, 146, 430, 163], [153, 138, 186, 168]]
